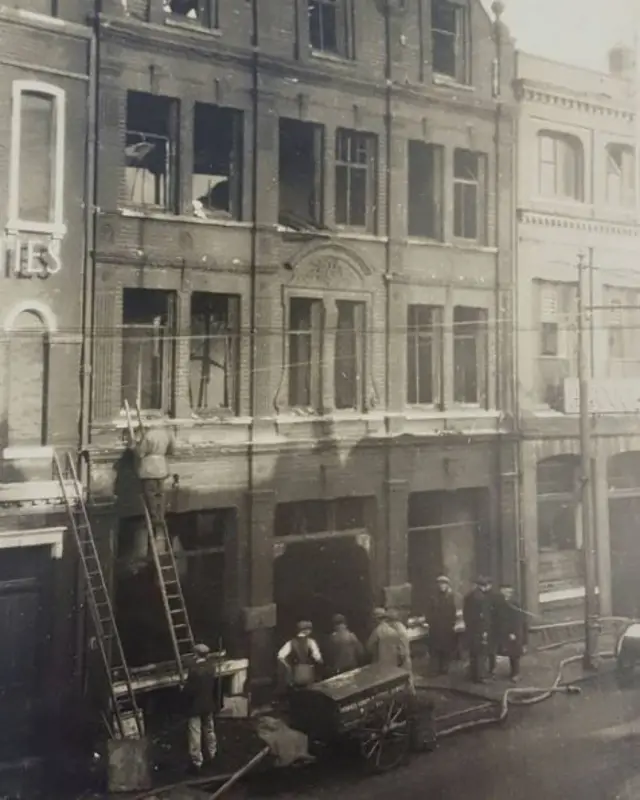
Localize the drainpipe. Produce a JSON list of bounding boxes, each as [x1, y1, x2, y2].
[[75, 22, 98, 692], [491, 1, 505, 581], [383, 1, 393, 604]]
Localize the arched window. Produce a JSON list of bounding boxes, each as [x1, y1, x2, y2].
[[5, 308, 52, 447], [537, 131, 584, 201], [606, 143, 635, 208]]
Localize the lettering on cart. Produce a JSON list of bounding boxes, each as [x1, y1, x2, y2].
[[1, 234, 62, 278]]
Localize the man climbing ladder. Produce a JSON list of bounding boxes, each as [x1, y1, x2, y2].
[[128, 408, 175, 543]]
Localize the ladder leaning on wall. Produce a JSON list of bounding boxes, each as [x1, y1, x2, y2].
[[124, 400, 195, 683], [53, 451, 144, 740]]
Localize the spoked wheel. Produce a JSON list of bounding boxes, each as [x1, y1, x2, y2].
[[358, 697, 411, 773]]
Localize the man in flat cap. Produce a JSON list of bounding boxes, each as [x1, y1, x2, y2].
[[463, 577, 492, 683], [277, 620, 323, 690], [183, 643, 217, 771]]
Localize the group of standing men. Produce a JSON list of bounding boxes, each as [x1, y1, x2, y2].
[[429, 575, 525, 684]]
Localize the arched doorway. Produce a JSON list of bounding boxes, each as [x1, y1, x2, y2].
[[608, 452, 640, 617], [536, 456, 582, 598], [6, 310, 50, 447]]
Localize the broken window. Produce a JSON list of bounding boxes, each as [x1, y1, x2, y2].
[[335, 128, 377, 231], [121, 288, 175, 412], [189, 293, 240, 415], [125, 91, 178, 212], [407, 141, 444, 239], [288, 298, 323, 409], [275, 498, 365, 536], [334, 300, 365, 410], [453, 306, 487, 405], [431, 0, 469, 83], [538, 132, 583, 200], [453, 149, 486, 241], [539, 285, 562, 357], [279, 118, 324, 230], [407, 305, 442, 406], [606, 143, 635, 208], [308, 0, 351, 57], [163, 0, 217, 26], [192, 103, 243, 220]]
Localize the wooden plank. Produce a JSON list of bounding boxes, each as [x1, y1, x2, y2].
[[0, 480, 82, 505]]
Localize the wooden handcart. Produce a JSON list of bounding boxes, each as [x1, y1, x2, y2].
[[287, 664, 414, 773]]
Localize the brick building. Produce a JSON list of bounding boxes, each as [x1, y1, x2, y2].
[[0, 2, 92, 763], [86, 0, 517, 698], [515, 48, 640, 624]]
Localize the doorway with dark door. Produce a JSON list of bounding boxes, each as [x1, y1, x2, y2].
[[0, 546, 52, 761]]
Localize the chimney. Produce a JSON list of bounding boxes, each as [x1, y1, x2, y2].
[[609, 44, 635, 79]]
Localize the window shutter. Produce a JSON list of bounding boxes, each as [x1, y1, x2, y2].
[[93, 290, 119, 421], [540, 286, 557, 321]]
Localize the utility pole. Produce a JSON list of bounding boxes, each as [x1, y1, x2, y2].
[[577, 250, 599, 670]]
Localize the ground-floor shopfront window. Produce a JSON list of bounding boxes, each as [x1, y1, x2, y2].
[[608, 451, 640, 617]]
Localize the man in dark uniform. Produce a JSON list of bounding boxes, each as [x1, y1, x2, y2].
[[494, 584, 525, 681], [428, 575, 457, 676], [183, 643, 218, 772], [486, 577, 502, 678], [463, 577, 492, 683]]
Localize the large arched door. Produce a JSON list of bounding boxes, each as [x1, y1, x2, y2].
[[608, 452, 640, 617], [7, 310, 49, 447]]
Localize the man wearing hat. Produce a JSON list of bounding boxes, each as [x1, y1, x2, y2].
[[327, 614, 364, 676], [183, 643, 217, 771], [277, 621, 323, 689], [463, 577, 492, 683], [366, 608, 405, 669], [428, 576, 457, 676]]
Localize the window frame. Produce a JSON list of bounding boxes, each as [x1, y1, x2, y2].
[[308, 0, 353, 59], [8, 81, 67, 237], [334, 299, 366, 412], [452, 305, 488, 407], [278, 117, 325, 229], [537, 131, 584, 202], [334, 128, 378, 233], [606, 142, 635, 209], [163, 0, 219, 28], [188, 292, 241, 417], [406, 304, 443, 407], [287, 296, 324, 411], [453, 148, 487, 243], [407, 141, 444, 240], [430, 0, 470, 85]]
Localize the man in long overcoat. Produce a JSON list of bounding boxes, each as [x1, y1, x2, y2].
[[428, 575, 457, 676], [493, 584, 525, 681], [463, 577, 492, 683]]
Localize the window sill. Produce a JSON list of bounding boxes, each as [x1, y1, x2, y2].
[[407, 237, 497, 254], [164, 15, 221, 37], [5, 220, 67, 238], [310, 48, 353, 65], [406, 235, 444, 245], [118, 207, 250, 228], [433, 73, 474, 92], [530, 196, 586, 209], [334, 229, 387, 243], [451, 238, 496, 252]]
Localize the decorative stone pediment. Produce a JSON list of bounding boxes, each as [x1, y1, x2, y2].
[[289, 244, 372, 291]]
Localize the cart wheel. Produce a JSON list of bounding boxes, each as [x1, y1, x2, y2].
[[359, 697, 411, 773]]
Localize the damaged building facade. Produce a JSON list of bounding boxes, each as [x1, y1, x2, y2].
[[86, 0, 518, 696], [516, 49, 640, 624], [0, 1, 92, 762]]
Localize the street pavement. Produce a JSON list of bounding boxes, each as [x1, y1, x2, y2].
[[240, 674, 640, 800]]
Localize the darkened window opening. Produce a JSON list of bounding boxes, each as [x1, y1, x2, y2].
[[334, 300, 365, 410], [275, 498, 365, 537], [125, 92, 179, 212], [335, 128, 377, 232], [289, 298, 323, 409], [18, 92, 56, 224], [192, 103, 243, 220], [538, 132, 583, 201], [453, 148, 486, 241], [163, 0, 218, 26], [121, 288, 175, 412], [279, 118, 324, 230], [308, 0, 351, 56], [537, 458, 579, 551], [407, 305, 442, 405], [453, 306, 487, 405], [189, 293, 240, 415], [606, 143, 635, 208], [407, 141, 444, 239], [540, 322, 559, 357], [431, 0, 469, 83]]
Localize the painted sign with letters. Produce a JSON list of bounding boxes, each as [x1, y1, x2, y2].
[[1, 233, 62, 278]]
